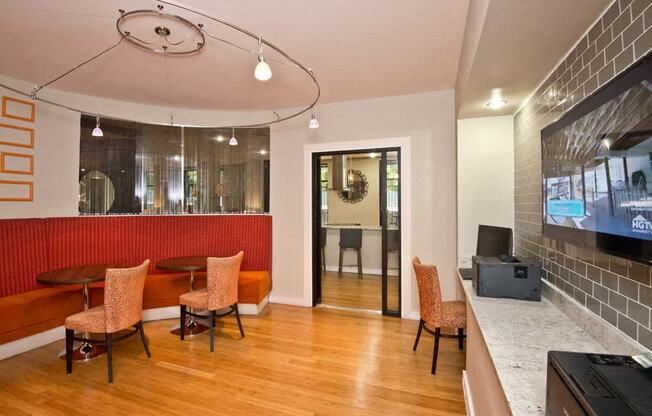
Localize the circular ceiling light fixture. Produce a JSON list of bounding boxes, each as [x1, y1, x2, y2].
[[486, 98, 508, 109], [5, 0, 320, 131]]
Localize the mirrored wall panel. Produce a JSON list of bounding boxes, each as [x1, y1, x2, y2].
[[79, 115, 270, 215]]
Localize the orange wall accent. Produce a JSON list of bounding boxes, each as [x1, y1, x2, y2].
[[0, 180, 33, 202], [0, 123, 34, 149], [1, 96, 35, 123], [0, 152, 34, 175]]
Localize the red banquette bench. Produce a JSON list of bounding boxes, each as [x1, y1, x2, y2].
[[0, 215, 272, 344]]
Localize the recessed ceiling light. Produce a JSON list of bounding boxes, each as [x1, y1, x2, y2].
[[486, 98, 508, 109]]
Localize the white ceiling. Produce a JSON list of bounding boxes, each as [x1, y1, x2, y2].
[[457, 0, 612, 118], [0, 0, 469, 111], [0, 0, 614, 116]]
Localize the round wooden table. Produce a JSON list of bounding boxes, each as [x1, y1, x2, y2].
[[156, 256, 208, 336], [36, 265, 112, 361]]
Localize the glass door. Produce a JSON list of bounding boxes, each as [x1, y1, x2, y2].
[[381, 150, 401, 316]]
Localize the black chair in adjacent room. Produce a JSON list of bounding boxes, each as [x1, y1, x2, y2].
[[338, 228, 363, 278], [320, 228, 327, 273]]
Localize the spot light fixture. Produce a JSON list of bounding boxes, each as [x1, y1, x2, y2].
[[254, 36, 272, 81], [486, 98, 508, 109], [215, 135, 225, 142], [229, 128, 238, 146], [92, 115, 103, 137], [309, 113, 319, 129]]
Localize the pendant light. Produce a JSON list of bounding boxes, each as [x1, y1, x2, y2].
[[254, 36, 272, 81], [229, 128, 238, 146], [92, 115, 103, 137], [309, 113, 319, 129]]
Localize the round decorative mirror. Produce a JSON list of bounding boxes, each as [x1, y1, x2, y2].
[[338, 169, 368, 204], [78, 170, 115, 214]]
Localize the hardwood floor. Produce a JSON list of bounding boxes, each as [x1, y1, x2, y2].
[[320, 271, 399, 311], [0, 304, 466, 415]]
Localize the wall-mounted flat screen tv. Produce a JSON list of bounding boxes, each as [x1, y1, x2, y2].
[[541, 53, 652, 265]]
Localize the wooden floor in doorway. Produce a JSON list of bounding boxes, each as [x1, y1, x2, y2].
[[0, 304, 466, 415], [320, 271, 399, 311]]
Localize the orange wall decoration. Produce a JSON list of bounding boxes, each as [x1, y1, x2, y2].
[[0, 152, 34, 175], [2, 96, 35, 123], [0, 95, 35, 202]]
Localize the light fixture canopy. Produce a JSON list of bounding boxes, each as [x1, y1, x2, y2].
[[486, 98, 508, 109], [254, 36, 272, 81], [229, 128, 238, 146], [309, 114, 319, 129], [92, 115, 103, 137]]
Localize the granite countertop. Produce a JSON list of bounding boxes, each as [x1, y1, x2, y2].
[[458, 273, 605, 416]]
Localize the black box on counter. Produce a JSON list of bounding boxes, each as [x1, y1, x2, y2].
[[471, 256, 541, 301]]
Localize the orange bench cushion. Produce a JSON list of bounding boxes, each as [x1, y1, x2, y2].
[[0, 271, 270, 345], [0, 286, 82, 344]]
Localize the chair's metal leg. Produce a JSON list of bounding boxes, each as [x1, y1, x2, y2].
[[106, 333, 113, 384], [234, 303, 245, 338], [65, 329, 73, 374], [338, 248, 343, 276], [431, 328, 441, 375], [458, 328, 464, 350], [413, 319, 424, 351], [180, 305, 186, 341], [209, 310, 215, 352], [321, 247, 326, 272], [137, 321, 151, 357], [357, 249, 362, 278]]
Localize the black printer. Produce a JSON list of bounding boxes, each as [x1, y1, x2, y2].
[[471, 255, 541, 301], [546, 351, 652, 416]]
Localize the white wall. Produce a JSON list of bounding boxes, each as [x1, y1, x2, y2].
[[271, 90, 459, 316], [0, 83, 80, 218], [457, 116, 514, 267]]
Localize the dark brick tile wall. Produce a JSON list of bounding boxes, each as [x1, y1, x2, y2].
[[513, 0, 652, 349]]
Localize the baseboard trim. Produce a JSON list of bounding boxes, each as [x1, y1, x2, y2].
[[1, 299, 270, 361], [0, 326, 65, 361], [462, 370, 475, 416], [402, 310, 420, 321], [238, 295, 269, 315], [268, 294, 311, 307]]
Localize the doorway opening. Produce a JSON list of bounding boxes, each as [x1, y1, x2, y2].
[[311, 148, 401, 316]]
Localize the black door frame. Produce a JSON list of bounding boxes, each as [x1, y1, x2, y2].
[[311, 147, 401, 316]]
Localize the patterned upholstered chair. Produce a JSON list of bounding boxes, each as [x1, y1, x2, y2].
[[179, 252, 244, 352], [412, 257, 466, 374], [65, 260, 151, 383]]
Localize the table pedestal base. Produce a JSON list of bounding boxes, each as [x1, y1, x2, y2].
[[170, 317, 209, 337], [59, 342, 107, 361]]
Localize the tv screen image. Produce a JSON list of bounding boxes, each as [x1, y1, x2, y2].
[[541, 53, 652, 264]]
